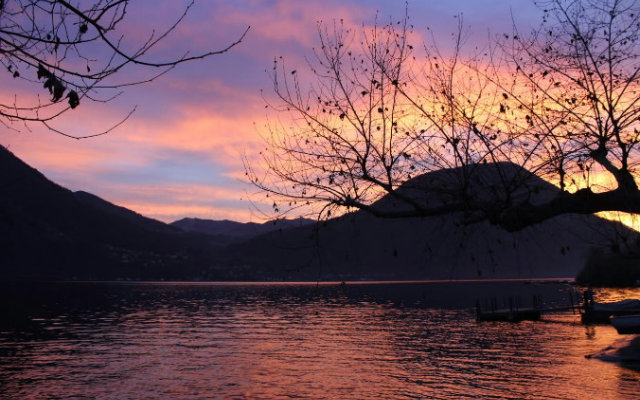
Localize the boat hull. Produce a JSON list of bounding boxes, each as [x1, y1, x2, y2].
[[582, 299, 640, 324], [610, 315, 640, 335]]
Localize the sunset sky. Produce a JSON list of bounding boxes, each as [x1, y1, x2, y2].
[[1, 0, 543, 223]]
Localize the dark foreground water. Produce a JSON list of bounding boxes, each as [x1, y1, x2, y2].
[[1, 281, 639, 399]]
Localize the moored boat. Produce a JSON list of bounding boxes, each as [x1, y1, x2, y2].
[[582, 297, 640, 324], [610, 314, 640, 334]]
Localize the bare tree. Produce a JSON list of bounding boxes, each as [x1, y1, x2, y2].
[[486, 0, 640, 229], [250, 0, 640, 231], [0, 0, 249, 138]]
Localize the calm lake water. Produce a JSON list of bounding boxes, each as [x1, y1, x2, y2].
[[1, 281, 639, 399]]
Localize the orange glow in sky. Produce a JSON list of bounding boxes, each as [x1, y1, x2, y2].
[[4, 0, 618, 225]]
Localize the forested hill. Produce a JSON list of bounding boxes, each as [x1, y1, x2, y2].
[[0, 145, 220, 280], [1, 145, 636, 281], [211, 162, 638, 281]]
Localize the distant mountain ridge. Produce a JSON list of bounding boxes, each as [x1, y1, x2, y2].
[[1, 144, 637, 281], [210, 162, 639, 281], [0, 145, 315, 280], [0, 146, 215, 280], [171, 217, 314, 241]]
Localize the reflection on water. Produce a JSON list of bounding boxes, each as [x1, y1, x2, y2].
[[0, 281, 639, 399]]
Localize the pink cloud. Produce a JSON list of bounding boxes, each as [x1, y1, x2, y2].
[[224, 0, 363, 47]]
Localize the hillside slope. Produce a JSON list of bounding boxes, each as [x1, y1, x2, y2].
[[171, 217, 313, 244], [212, 163, 638, 280], [0, 146, 221, 280]]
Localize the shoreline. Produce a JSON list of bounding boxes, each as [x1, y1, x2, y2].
[[1, 277, 576, 286]]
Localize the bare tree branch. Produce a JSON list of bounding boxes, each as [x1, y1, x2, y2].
[[251, 1, 640, 231], [0, 0, 249, 137]]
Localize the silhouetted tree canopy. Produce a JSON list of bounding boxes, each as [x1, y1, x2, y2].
[[250, 0, 640, 231], [0, 0, 248, 138]]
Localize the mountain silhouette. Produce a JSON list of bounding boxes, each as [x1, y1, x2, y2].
[[2, 145, 637, 281], [171, 217, 313, 244], [0, 145, 223, 280], [212, 162, 638, 280]]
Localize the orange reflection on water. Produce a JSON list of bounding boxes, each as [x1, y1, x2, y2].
[[1, 282, 640, 399]]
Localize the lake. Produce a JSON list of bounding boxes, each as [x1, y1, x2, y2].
[[0, 281, 639, 399]]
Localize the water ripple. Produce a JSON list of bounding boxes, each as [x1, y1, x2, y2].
[[0, 282, 639, 399]]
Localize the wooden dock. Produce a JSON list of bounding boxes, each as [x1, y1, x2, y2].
[[476, 307, 541, 322], [476, 288, 640, 326], [474, 294, 582, 322]]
